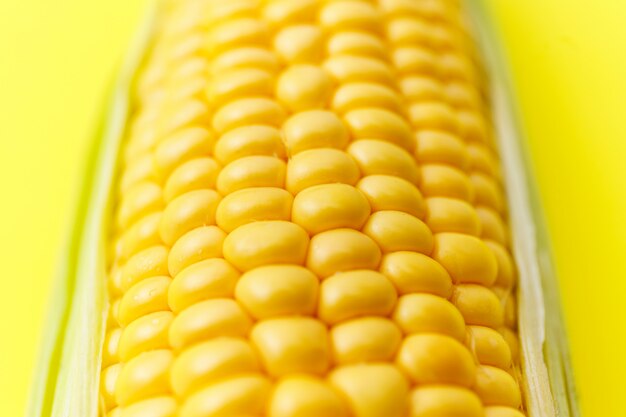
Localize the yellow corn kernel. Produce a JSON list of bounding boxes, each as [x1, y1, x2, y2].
[[348, 139, 420, 184], [211, 47, 280, 75], [320, 1, 380, 33], [168, 258, 239, 314], [329, 364, 409, 417], [393, 293, 465, 341], [223, 221, 309, 271], [171, 338, 259, 397], [216, 155, 286, 194], [471, 172, 505, 213], [409, 385, 483, 417], [445, 81, 482, 110], [207, 68, 274, 108], [477, 206, 508, 245], [318, 270, 397, 324], [179, 375, 271, 417], [282, 110, 349, 155], [419, 164, 473, 201], [386, 17, 435, 46], [392, 46, 440, 76], [306, 229, 381, 278], [251, 317, 329, 376], [119, 276, 171, 326], [121, 246, 169, 292], [102, 328, 122, 368], [453, 284, 504, 328], [363, 210, 433, 254], [458, 110, 489, 144], [235, 265, 319, 319], [163, 158, 220, 203], [326, 31, 387, 59], [101, 364, 121, 410], [331, 317, 402, 364], [118, 397, 177, 417], [268, 376, 349, 417], [167, 225, 226, 277], [273, 25, 324, 64], [292, 183, 371, 234], [415, 130, 469, 169], [277, 65, 334, 113], [153, 127, 214, 179], [115, 349, 173, 407], [216, 187, 292, 232], [324, 55, 394, 85], [118, 212, 162, 263], [408, 101, 459, 132], [474, 365, 522, 408], [467, 325, 512, 369], [118, 311, 173, 362], [213, 125, 286, 165], [379, 251, 453, 297], [262, 0, 317, 27], [399, 76, 445, 102], [344, 108, 415, 152], [332, 82, 402, 114], [396, 333, 476, 386], [158, 189, 221, 246], [168, 298, 252, 351], [212, 98, 286, 134], [484, 406, 526, 417], [286, 149, 360, 194], [357, 175, 426, 219], [116, 182, 163, 231], [432, 232, 497, 285], [207, 18, 269, 56], [425, 197, 480, 235], [487, 241, 516, 289]]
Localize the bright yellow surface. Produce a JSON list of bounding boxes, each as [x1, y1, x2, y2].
[[0, 1, 624, 416]]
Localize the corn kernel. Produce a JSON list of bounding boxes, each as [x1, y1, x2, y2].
[[363, 210, 433, 254], [268, 376, 349, 417], [251, 317, 329, 376], [348, 139, 420, 184], [477, 207, 508, 245], [329, 364, 409, 417], [101, 364, 121, 410], [332, 83, 402, 114], [320, 1, 380, 33], [408, 101, 459, 132], [393, 293, 465, 341], [179, 375, 271, 417], [484, 406, 526, 417], [415, 130, 469, 168], [399, 76, 444, 102], [324, 55, 394, 85], [208, 18, 269, 56], [171, 338, 259, 397], [262, 0, 317, 27], [282, 110, 349, 155], [392, 46, 440, 76], [116, 182, 163, 231], [102, 328, 122, 368], [277, 65, 334, 112], [331, 317, 402, 364], [467, 325, 512, 369], [319, 270, 397, 324], [118, 397, 177, 417], [168, 258, 239, 313], [212, 98, 286, 134], [425, 197, 480, 235], [357, 175, 426, 218], [453, 284, 504, 328], [379, 251, 453, 297], [118, 212, 162, 262], [275, 25, 324, 65], [432, 233, 497, 285], [167, 226, 226, 277], [419, 164, 473, 201], [121, 246, 169, 292], [169, 298, 252, 351], [292, 183, 371, 234], [211, 47, 280, 75], [307, 229, 381, 278], [486, 241, 516, 289], [474, 365, 522, 407], [396, 333, 476, 386], [115, 350, 173, 407], [235, 265, 318, 319], [409, 385, 483, 417], [163, 158, 220, 203], [217, 156, 286, 195], [327, 31, 387, 59], [216, 187, 293, 232], [119, 311, 173, 362], [213, 125, 286, 165], [119, 276, 171, 326], [286, 149, 360, 194], [386, 17, 434, 46], [154, 127, 214, 178], [159, 190, 221, 246], [207, 68, 274, 108], [470, 172, 504, 213]]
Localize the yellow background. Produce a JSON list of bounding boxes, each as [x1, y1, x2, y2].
[[0, 1, 624, 415]]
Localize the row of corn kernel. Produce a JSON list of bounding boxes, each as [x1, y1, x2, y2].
[[101, 1, 217, 416], [165, 2, 289, 416], [380, 2, 525, 416]]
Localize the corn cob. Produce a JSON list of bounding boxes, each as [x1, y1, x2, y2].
[[100, 1, 526, 416]]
